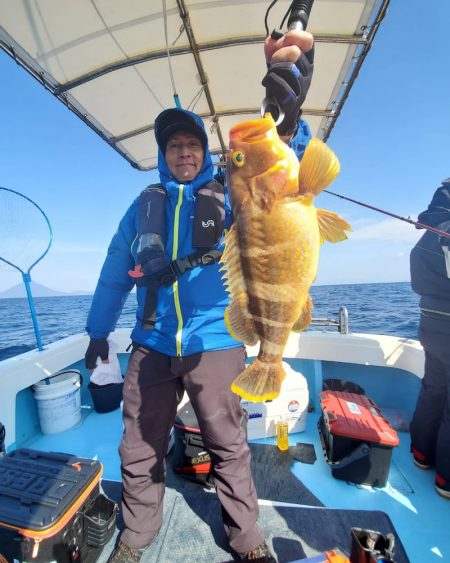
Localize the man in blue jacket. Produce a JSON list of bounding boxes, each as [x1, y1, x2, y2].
[[410, 179, 450, 499], [85, 30, 314, 563]]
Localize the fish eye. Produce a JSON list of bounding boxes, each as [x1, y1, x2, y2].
[[230, 151, 245, 168]]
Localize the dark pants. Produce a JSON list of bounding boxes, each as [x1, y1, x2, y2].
[[119, 345, 264, 553], [410, 325, 450, 480]]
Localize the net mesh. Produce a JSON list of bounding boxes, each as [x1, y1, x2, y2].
[[0, 188, 52, 273]]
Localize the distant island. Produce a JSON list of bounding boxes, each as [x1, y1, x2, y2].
[[0, 281, 93, 299]]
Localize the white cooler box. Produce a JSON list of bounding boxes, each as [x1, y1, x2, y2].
[[241, 362, 309, 440]]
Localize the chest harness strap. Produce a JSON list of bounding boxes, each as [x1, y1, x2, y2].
[[129, 181, 225, 330]]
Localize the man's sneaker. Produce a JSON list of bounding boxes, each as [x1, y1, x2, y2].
[[107, 540, 146, 563], [413, 457, 432, 470], [411, 447, 433, 470], [435, 475, 450, 499], [240, 542, 276, 562]]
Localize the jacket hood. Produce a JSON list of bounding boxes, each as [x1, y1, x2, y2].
[[418, 185, 450, 228], [157, 108, 214, 192]]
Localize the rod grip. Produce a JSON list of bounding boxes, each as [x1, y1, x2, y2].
[[287, 0, 314, 30]]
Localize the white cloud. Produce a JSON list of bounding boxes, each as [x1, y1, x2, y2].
[[348, 217, 422, 243]]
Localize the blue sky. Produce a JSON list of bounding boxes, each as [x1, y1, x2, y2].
[[1, 0, 450, 294]]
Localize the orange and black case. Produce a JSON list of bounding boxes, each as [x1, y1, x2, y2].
[[318, 391, 399, 487], [0, 448, 117, 562]]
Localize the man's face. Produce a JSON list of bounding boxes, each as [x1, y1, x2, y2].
[[165, 131, 205, 182]]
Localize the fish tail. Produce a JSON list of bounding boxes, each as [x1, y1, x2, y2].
[[231, 358, 285, 402]]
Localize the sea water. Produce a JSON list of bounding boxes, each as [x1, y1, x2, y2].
[[0, 282, 419, 362]]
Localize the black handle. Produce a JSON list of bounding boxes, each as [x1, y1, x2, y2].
[[0, 422, 5, 455], [317, 416, 371, 470], [32, 370, 83, 390], [287, 0, 314, 31], [142, 278, 160, 330]]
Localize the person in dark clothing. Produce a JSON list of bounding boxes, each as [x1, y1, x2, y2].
[[410, 178, 450, 499], [85, 30, 315, 563]]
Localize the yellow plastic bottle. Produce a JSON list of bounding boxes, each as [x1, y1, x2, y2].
[[276, 417, 289, 451]]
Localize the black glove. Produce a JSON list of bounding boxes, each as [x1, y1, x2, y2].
[[138, 246, 168, 276], [85, 337, 109, 370], [262, 46, 314, 137]]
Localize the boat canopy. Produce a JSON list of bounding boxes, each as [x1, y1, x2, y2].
[[0, 0, 388, 170]]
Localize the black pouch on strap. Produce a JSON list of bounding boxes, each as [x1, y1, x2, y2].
[[192, 180, 225, 248], [139, 185, 167, 236], [137, 185, 168, 330]]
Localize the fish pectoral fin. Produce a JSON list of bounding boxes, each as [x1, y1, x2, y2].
[[251, 163, 291, 211], [225, 299, 258, 345], [231, 359, 285, 402], [317, 208, 352, 244], [292, 294, 313, 332], [298, 137, 340, 196]]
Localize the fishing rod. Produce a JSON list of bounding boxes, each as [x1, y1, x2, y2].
[[214, 158, 450, 239], [261, 0, 314, 122], [324, 189, 450, 240], [260, 2, 450, 242], [264, 0, 314, 37]]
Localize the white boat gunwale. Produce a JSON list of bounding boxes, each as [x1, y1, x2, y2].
[[1, 327, 423, 452]]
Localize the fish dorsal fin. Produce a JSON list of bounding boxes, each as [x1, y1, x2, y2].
[[220, 224, 258, 345], [316, 209, 352, 244], [220, 224, 242, 300]]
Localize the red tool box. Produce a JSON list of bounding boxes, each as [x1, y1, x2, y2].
[[318, 391, 399, 487], [0, 448, 117, 562]]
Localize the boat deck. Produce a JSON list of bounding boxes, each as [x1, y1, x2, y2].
[[24, 405, 450, 562]]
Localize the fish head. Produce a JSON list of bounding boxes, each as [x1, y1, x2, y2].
[[227, 114, 299, 213]]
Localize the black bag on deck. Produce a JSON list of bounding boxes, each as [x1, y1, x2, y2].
[[0, 448, 117, 562], [172, 401, 248, 488]]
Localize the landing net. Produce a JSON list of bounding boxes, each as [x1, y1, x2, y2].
[[0, 187, 53, 351]]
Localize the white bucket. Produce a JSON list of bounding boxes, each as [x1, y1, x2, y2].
[[33, 370, 82, 434]]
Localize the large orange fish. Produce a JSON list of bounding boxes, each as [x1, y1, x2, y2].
[[221, 114, 351, 402]]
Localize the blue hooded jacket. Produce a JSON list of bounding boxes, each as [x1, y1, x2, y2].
[[86, 111, 311, 356]]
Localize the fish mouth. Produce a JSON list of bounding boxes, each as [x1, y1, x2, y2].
[[229, 115, 276, 144]]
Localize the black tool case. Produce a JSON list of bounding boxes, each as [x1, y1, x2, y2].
[[0, 448, 117, 562], [172, 401, 214, 487], [172, 401, 248, 488], [318, 391, 399, 487]]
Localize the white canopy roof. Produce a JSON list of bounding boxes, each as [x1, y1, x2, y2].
[[0, 0, 389, 170]]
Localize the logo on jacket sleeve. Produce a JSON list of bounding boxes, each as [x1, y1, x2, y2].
[[202, 219, 215, 228]]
